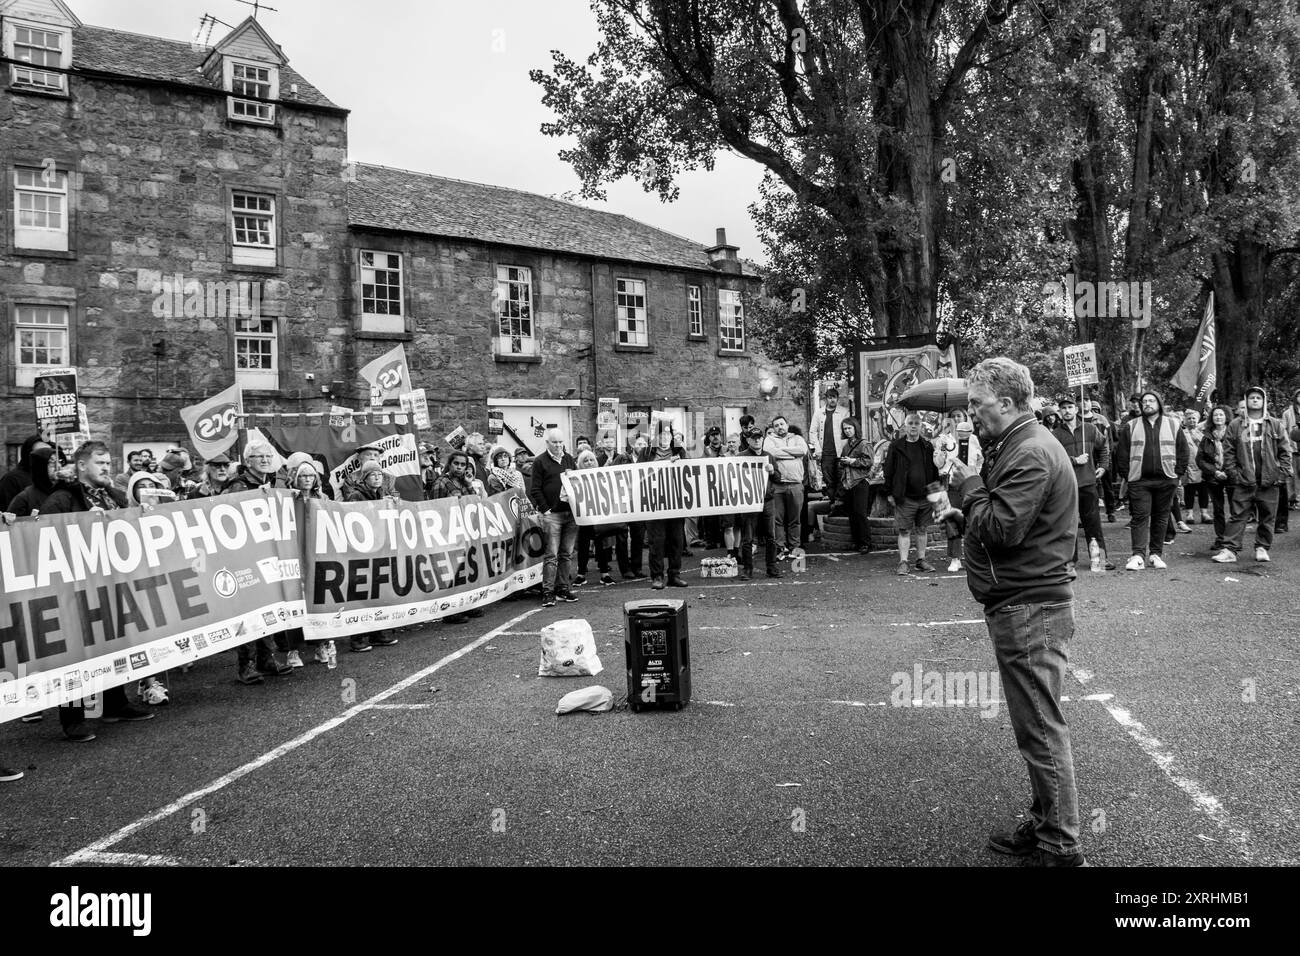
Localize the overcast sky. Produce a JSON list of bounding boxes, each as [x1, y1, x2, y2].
[[74, 0, 767, 260]]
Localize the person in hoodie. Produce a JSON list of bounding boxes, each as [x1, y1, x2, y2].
[[941, 357, 1085, 867], [0, 435, 51, 510], [1113, 391, 1188, 571], [1281, 387, 1300, 518], [1213, 386, 1292, 564], [7, 445, 62, 518]]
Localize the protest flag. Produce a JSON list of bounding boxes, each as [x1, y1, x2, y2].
[[1171, 291, 1217, 410], [358, 344, 412, 402], [180, 383, 243, 459]]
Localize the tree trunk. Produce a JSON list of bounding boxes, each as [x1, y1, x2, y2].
[[1211, 240, 1267, 401]]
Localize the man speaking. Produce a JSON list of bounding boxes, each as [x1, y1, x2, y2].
[[942, 357, 1086, 867]]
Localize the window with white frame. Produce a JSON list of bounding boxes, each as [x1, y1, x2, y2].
[[616, 278, 648, 346], [230, 191, 276, 266], [14, 166, 69, 251], [360, 250, 403, 332], [718, 289, 745, 351], [14, 305, 69, 388], [225, 59, 277, 124], [688, 285, 703, 337], [495, 265, 537, 355], [7, 23, 69, 93], [234, 315, 278, 390]]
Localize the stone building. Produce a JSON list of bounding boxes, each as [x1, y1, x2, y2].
[[1, 1, 797, 468]]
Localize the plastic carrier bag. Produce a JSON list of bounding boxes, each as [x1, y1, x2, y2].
[[538, 619, 604, 677]]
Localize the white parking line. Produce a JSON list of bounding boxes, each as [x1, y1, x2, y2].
[[53, 607, 543, 867], [1070, 667, 1253, 861]]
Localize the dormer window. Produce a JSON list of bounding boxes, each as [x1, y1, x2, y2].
[[4, 20, 71, 94], [225, 59, 277, 124]]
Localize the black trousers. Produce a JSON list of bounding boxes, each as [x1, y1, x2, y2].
[[821, 455, 841, 502], [845, 480, 872, 548], [1184, 482, 1210, 511], [1074, 483, 1106, 562], [737, 509, 778, 572], [1276, 484, 1290, 532], [1128, 478, 1178, 557], [647, 518, 685, 579], [1205, 479, 1229, 549], [1099, 469, 1118, 516], [59, 685, 129, 729], [628, 522, 646, 573]]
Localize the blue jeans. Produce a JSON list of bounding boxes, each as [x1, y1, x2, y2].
[[772, 482, 804, 550], [984, 599, 1080, 856], [542, 510, 578, 595]]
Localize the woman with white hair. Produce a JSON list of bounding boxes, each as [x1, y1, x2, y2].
[[223, 441, 283, 493]]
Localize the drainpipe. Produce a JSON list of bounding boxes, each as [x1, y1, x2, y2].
[[589, 261, 600, 435]]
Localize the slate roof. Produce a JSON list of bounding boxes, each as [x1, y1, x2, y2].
[[348, 163, 760, 276], [71, 24, 343, 111]]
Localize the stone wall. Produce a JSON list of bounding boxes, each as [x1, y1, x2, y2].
[[0, 73, 349, 464]]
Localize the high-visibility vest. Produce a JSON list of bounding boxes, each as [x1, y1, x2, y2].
[[1127, 415, 1179, 481]]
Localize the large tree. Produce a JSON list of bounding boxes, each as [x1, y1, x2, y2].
[[532, 0, 1040, 338]]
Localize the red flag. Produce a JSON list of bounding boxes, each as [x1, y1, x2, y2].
[[1171, 292, 1216, 409]]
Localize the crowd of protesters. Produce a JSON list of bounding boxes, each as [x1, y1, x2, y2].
[[1, 383, 1297, 779]]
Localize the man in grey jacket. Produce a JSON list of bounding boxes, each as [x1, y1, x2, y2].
[[943, 357, 1086, 867]]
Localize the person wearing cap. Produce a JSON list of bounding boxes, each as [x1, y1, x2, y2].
[[1049, 396, 1114, 571], [188, 452, 233, 499], [158, 449, 195, 494], [485, 445, 525, 496], [1113, 391, 1188, 570], [513, 446, 534, 479], [810, 386, 850, 502], [735, 425, 780, 579], [1214, 386, 1292, 564], [352, 442, 397, 498], [418, 442, 441, 498]]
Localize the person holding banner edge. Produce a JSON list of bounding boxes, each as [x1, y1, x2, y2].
[[41, 441, 157, 741], [638, 422, 690, 589], [529, 428, 581, 606]]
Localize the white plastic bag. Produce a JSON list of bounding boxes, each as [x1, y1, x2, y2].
[[538, 619, 603, 677], [556, 685, 614, 714]]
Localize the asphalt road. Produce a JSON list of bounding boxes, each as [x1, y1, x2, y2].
[[2, 515, 1297, 867]]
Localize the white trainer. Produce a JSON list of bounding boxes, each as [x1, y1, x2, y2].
[[286, 650, 304, 669], [1211, 549, 1237, 563], [1255, 547, 1270, 562], [1125, 555, 1145, 571], [1148, 555, 1167, 569], [948, 559, 962, 572]]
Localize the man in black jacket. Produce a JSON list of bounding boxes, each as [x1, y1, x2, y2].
[[945, 357, 1085, 867], [1050, 396, 1114, 570], [0, 434, 50, 510], [882, 411, 940, 575], [528, 428, 579, 607], [41, 441, 156, 741]]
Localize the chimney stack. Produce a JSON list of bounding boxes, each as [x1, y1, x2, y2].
[[706, 226, 740, 274]]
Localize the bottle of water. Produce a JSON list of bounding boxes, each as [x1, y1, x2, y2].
[[1089, 538, 1102, 573], [325, 640, 338, 670]]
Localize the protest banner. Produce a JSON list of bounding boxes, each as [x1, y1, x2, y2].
[[250, 420, 423, 501], [561, 458, 769, 526], [180, 383, 244, 459], [358, 344, 412, 403], [329, 406, 354, 427], [1063, 343, 1099, 387], [445, 425, 467, 450], [487, 410, 504, 436], [597, 397, 619, 429], [298, 490, 545, 639], [0, 491, 303, 724], [399, 389, 431, 429], [33, 368, 79, 438]]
